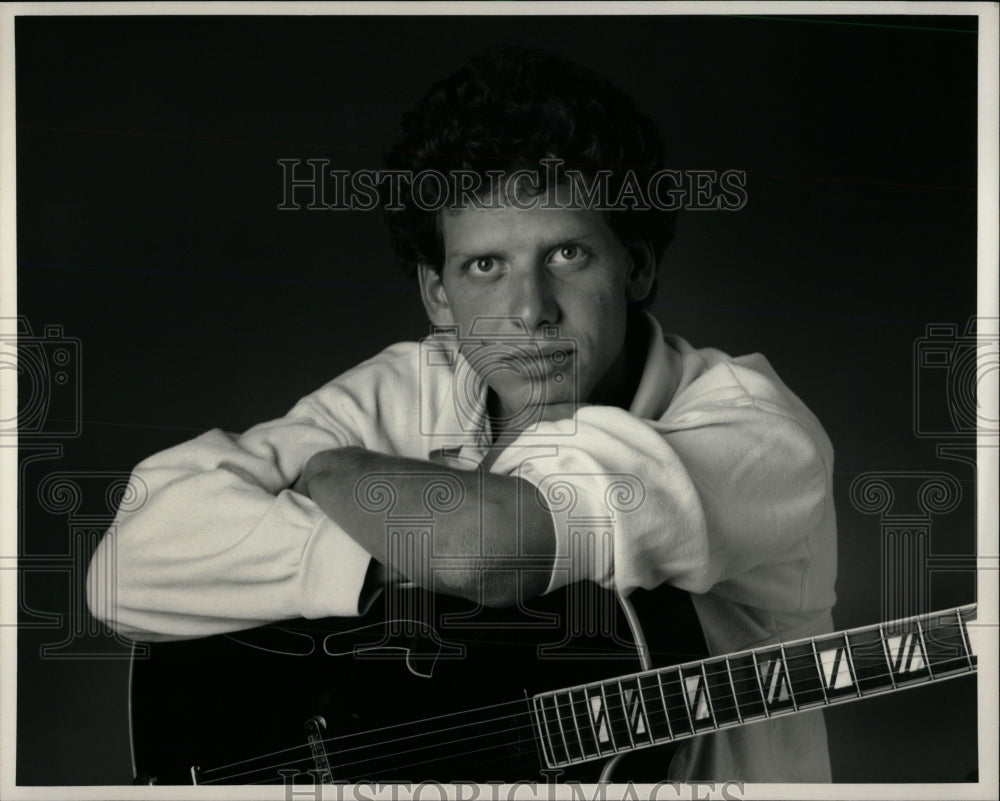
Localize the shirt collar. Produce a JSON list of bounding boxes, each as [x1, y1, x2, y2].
[[629, 312, 681, 420]]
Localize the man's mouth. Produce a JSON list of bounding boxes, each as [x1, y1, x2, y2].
[[489, 346, 574, 372], [472, 341, 574, 358], [459, 341, 576, 385]]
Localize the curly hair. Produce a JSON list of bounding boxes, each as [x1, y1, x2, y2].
[[381, 47, 677, 307]]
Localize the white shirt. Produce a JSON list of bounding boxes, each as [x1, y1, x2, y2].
[[87, 312, 837, 781]]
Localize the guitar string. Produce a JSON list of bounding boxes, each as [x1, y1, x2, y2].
[[197, 695, 531, 776], [199, 612, 971, 777], [237, 734, 531, 786], [214, 735, 532, 785], [202, 648, 976, 785], [198, 690, 540, 784], [200, 630, 972, 784], [198, 622, 716, 777], [310, 623, 971, 764], [200, 627, 971, 783], [322, 627, 973, 751], [198, 627, 971, 783], [201, 706, 531, 783]]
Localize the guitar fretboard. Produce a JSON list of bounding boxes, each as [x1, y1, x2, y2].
[[530, 604, 979, 769]]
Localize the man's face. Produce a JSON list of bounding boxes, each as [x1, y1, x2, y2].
[[418, 187, 653, 431]]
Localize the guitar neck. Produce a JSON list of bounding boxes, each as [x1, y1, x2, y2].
[[530, 604, 980, 769]]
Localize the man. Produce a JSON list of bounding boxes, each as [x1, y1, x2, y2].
[[87, 47, 837, 781]]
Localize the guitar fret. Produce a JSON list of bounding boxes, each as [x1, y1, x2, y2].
[[925, 612, 974, 676], [568, 690, 587, 758], [810, 640, 830, 705], [655, 671, 675, 740], [782, 642, 826, 709], [727, 654, 767, 721], [750, 651, 772, 717], [845, 627, 895, 694], [616, 681, 637, 749], [583, 686, 605, 756], [758, 645, 798, 713], [598, 683, 619, 753], [915, 619, 933, 679], [723, 657, 743, 723], [634, 677, 657, 744], [958, 609, 976, 669], [676, 668, 698, 731], [533, 696, 558, 768], [841, 633, 863, 697], [699, 663, 720, 729], [701, 658, 740, 725], [548, 694, 570, 765], [552, 692, 572, 762], [607, 677, 645, 750], [877, 625, 898, 690], [618, 676, 655, 745], [658, 668, 695, 736], [778, 644, 799, 711], [882, 621, 933, 684]]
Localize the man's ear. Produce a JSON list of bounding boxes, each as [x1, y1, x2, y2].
[[624, 242, 657, 302], [417, 263, 455, 326]]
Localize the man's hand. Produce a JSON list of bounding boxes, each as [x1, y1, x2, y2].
[[299, 447, 555, 607]]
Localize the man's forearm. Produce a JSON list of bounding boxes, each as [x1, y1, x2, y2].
[[300, 447, 555, 606]]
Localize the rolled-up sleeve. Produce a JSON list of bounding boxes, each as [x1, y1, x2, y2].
[[86, 344, 425, 641], [489, 380, 829, 599], [86, 426, 374, 641]]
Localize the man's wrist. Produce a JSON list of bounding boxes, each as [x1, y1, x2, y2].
[[300, 446, 365, 497]]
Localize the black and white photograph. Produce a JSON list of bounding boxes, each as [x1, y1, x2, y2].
[[1, 3, 997, 799]]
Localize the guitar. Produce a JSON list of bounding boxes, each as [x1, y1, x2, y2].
[[129, 581, 980, 785]]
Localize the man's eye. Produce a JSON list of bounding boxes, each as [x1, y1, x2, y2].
[[467, 257, 496, 274], [551, 244, 587, 264]]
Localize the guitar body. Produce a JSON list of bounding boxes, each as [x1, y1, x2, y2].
[[130, 582, 708, 784]]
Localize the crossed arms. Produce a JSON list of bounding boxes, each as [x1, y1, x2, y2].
[[85, 341, 833, 642], [298, 445, 555, 607]]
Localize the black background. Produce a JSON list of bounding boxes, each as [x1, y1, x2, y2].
[[15, 13, 980, 784]]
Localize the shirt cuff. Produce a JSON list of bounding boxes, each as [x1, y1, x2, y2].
[[516, 458, 627, 595], [298, 509, 374, 618], [488, 419, 629, 596]]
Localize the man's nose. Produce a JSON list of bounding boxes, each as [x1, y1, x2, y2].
[[505, 267, 560, 334]]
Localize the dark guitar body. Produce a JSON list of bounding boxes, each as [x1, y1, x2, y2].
[[130, 581, 708, 784]]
